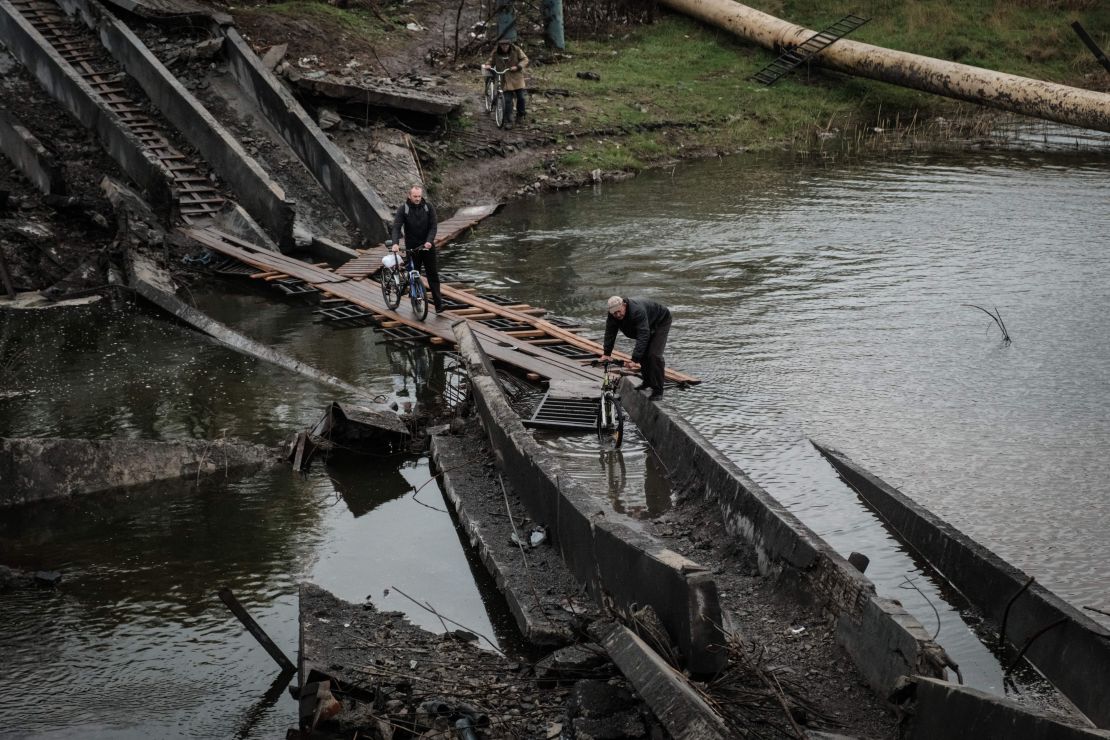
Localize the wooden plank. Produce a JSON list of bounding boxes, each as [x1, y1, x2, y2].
[[179, 224, 699, 385]]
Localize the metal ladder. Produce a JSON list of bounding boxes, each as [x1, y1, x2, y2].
[[751, 14, 870, 86]]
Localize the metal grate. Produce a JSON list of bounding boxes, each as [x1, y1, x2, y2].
[[377, 324, 432, 342], [542, 343, 598, 360], [524, 393, 598, 430], [481, 317, 532, 331], [209, 257, 257, 276], [272, 277, 320, 296], [475, 292, 518, 306], [315, 302, 377, 327]]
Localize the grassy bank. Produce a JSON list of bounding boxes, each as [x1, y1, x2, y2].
[[229, 0, 1108, 186], [529, 0, 1108, 173]]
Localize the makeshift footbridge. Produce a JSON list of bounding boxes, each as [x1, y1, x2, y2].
[[183, 223, 702, 390]]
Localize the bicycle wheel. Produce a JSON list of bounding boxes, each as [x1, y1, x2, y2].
[[610, 397, 625, 448], [380, 268, 402, 309], [484, 76, 496, 113], [409, 277, 429, 320], [494, 90, 506, 128]]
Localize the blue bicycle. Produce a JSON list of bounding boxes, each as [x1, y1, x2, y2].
[[380, 240, 429, 320]]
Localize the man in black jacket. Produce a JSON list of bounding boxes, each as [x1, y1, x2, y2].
[[600, 295, 672, 400], [390, 185, 443, 312]]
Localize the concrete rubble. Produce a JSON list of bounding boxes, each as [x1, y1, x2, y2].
[[0, 436, 282, 506], [295, 582, 666, 739]]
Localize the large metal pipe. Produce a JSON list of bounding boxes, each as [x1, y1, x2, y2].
[[659, 0, 1110, 132]]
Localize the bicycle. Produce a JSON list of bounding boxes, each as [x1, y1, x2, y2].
[[591, 358, 627, 449], [482, 66, 510, 128], [379, 240, 429, 320]]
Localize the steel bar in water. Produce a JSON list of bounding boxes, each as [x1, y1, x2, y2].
[[218, 588, 296, 673]]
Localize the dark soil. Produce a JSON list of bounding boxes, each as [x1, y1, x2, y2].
[[300, 582, 666, 739]]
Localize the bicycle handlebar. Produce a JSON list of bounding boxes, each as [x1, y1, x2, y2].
[[485, 67, 511, 75], [590, 358, 627, 368]]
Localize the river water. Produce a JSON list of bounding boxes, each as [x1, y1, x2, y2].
[[2, 126, 1108, 735]]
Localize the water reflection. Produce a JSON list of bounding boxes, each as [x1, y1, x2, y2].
[[0, 303, 510, 738], [534, 430, 672, 519], [444, 135, 1110, 688]]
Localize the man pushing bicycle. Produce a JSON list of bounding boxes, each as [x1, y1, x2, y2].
[[600, 296, 673, 401], [390, 185, 444, 314]]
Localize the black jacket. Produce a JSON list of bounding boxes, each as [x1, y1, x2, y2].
[[603, 298, 671, 362], [391, 199, 438, 248]]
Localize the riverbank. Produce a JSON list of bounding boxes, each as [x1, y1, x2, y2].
[[229, 0, 1110, 204]]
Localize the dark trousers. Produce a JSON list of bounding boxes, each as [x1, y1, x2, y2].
[[409, 248, 443, 310], [641, 312, 672, 394], [503, 88, 526, 120]]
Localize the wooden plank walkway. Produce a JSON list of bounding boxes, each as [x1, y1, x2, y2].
[[182, 218, 701, 387], [335, 205, 500, 279]]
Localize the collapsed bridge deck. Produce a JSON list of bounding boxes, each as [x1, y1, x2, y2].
[[184, 224, 702, 388]]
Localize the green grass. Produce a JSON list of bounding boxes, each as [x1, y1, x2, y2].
[[530, 1, 1108, 177], [236, 1, 389, 44], [777, 0, 1109, 81]]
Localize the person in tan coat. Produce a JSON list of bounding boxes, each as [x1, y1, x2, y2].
[[483, 39, 529, 127]]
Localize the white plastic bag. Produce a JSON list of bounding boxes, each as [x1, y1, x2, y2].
[[381, 253, 399, 269]]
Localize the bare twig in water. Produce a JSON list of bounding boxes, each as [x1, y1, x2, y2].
[[964, 304, 1012, 344]]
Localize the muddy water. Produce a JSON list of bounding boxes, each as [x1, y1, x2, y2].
[[446, 130, 1110, 690], [2, 127, 1107, 734], [0, 304, 519, 738]]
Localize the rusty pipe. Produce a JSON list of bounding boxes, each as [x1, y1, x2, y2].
[[659, 0, 1110, 132]]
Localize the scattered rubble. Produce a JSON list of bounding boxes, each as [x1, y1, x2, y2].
[[296, 583, 666, 739]]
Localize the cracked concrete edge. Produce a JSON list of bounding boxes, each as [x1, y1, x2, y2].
[[430, 433, 575, 647], [893, 676, 1110, 739], [452, 321, 726, 674], [600, 623, 730, 740], [620, 376, 949, 697], [222, 27, 391, 243], [0, 107, 65, 195], [0, 436, 280, 506], [813, 440, 1110, 729]]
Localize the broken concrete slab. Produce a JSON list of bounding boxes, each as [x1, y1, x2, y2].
[[0, 107, 65, 196], [0, 0, 176, 217], [812, 440, 1110, 730], [620, 383, 948, 698], [51, 0, 297, 249], [431, 428, 593, 646], [453, 321, 726, 676], [600, 623, 730, 740], [221, 27, 391, 242], [259, 42, 286, 71], [0, 436, 281, 507], [892, 676, 1110, 739], [285, 69, 464, 117], [290, 401, 410, 470]]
